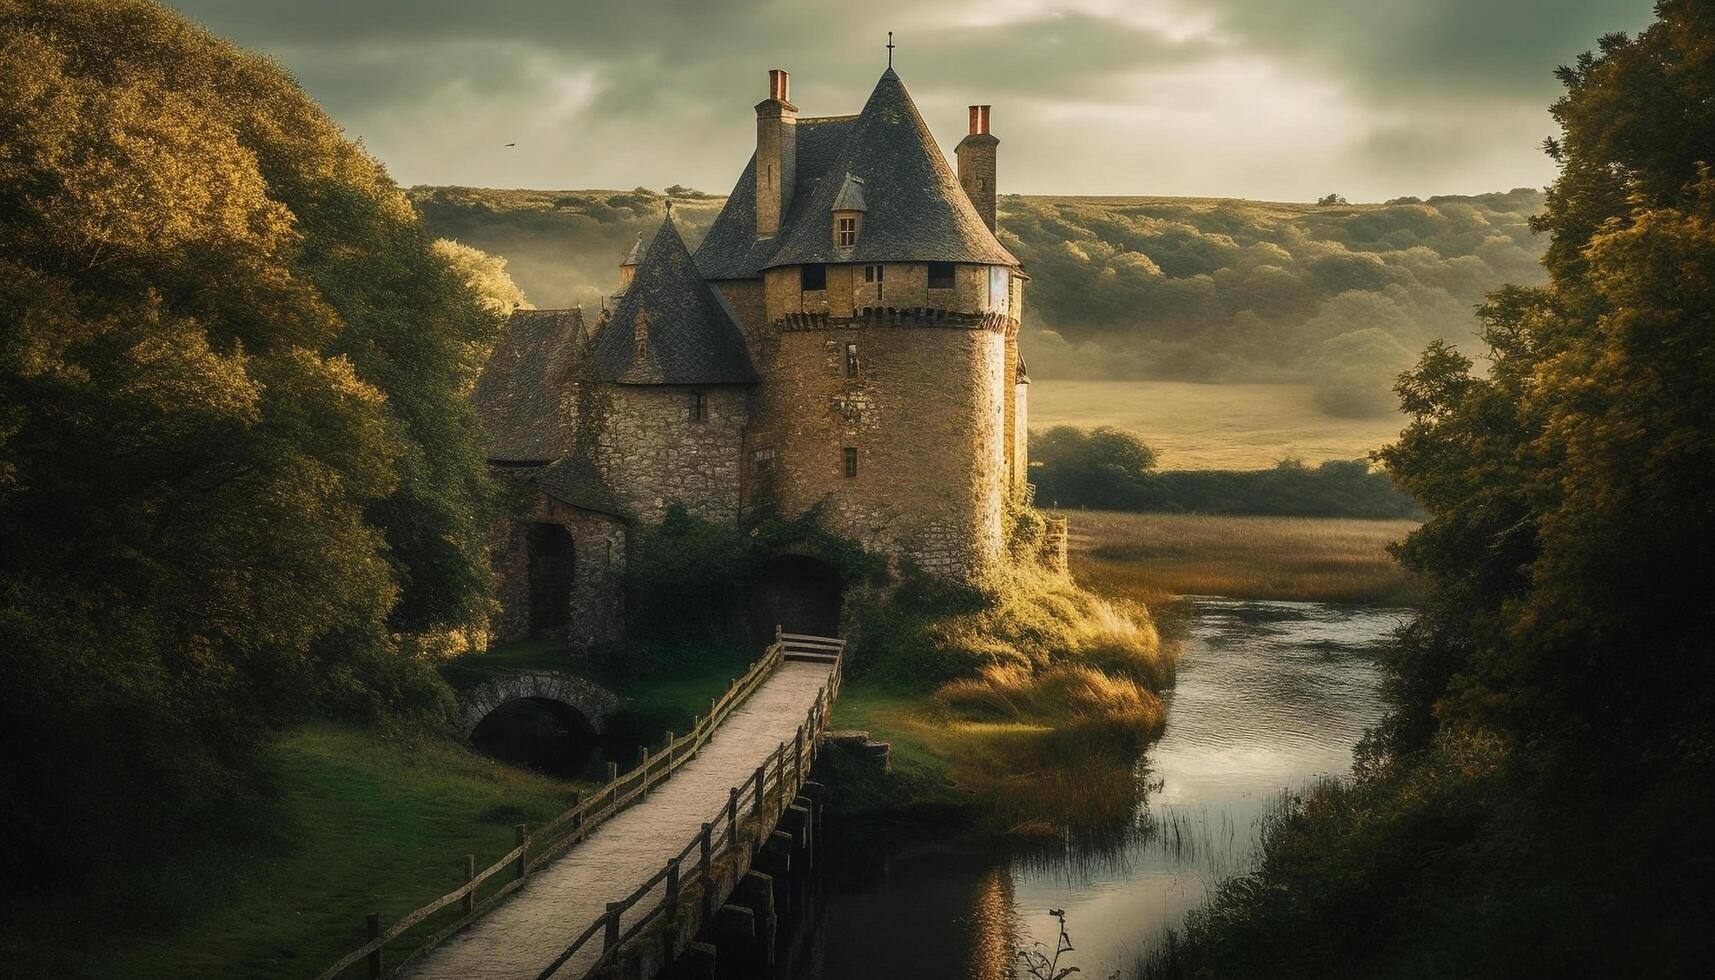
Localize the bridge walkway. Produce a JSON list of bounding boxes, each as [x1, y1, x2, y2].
[[401, 654, 837, 980]]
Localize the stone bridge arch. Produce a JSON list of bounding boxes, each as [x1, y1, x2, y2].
[[457, 671, 622, 741]]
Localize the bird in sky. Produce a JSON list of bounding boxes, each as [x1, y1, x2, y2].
[[504, 142, 516, 147]]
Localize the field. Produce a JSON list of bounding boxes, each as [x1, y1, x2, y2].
[[1029, 378, 1409, 471], [1061, 510, 1420, 607]]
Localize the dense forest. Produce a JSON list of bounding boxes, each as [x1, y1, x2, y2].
[[412, 186, 1545, 418], [0, 0, 503, 893], [1146, 2, 1715, 976]]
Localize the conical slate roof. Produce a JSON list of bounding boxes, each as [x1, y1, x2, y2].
[[588, 215, 757, 385], [695, 69, 1019, 279]]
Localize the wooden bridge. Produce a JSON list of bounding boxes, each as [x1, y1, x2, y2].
[[317, 631, 845, 980]]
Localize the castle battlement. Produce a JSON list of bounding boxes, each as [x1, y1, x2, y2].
[[775, 308, 1017, 335]]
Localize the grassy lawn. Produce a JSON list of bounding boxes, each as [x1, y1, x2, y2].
[[1060, 510, 1420, 606], [2, 724, 585, 980], [1030, 378, 1406, 470]]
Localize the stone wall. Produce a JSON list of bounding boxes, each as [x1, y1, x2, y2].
[[753, 314, 1008, 577], [593, 384, 750, 524], [489, 493, 626, 647]]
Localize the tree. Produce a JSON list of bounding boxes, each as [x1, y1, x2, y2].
[[1029, 426, 1162, 510], [1317, 192, 1349, 206], [0, 0, 502, 883], [1378, 0, 1715, 757]]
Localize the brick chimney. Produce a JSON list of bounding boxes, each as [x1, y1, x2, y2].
[[956, 105, 998, 232], [754, 69, 798, 238]]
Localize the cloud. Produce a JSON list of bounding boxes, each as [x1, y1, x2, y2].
[[165, 0, 1661, 199]]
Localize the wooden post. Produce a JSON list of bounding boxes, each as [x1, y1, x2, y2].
[[666, 857, 681, 906], [794, 726, 804, 786], [700, 821, 712, 876], [728, 786, 739, 835], [366, 912, 382, 979], [462, 854, 475, 916], [515, 824, 529, 880], [752, 765, 765, 817], [665, 731, 675, 761], [604, 902, 622, 951], [776, 741, 786, 790], [569, 791, 582, 836], [607, 761, 619, 784]]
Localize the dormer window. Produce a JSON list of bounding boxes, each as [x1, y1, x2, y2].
[[831, 173, 867, 250]]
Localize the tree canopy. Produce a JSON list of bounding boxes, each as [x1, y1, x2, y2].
[[0, 0, 505, 882]]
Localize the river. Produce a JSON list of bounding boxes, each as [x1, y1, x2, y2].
[[764, 597, 1406, 979]]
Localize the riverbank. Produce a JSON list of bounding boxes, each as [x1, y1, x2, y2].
[[826, 513, 1417, 837]]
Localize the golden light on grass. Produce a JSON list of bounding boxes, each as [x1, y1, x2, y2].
[[1060, 510, 1420, 606]]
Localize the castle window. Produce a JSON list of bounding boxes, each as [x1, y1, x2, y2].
[[801, 263, 826, 292], [690, 390, 707, 422], [836, 216, 857, 247], [928, 262, 956, 290], [750, 447, 775, 474], [864, 264, 884, 301], [844, 342, 859, 378], [843, 447, 858, 479]]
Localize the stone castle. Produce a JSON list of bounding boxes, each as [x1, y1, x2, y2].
[[474, 65, 1032, 644]]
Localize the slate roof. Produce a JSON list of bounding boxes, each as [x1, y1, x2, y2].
[[587, 215, 757, 385], [831, 173, 867, 212], [536, 456, 627, 518], [694, 69, 1019, 279], [472, 307, 587, 461]]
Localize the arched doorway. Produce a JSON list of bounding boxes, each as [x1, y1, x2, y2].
[[469, 697, 600, 778], [749, 554, 843, 640], [527, 522, 576, 637]]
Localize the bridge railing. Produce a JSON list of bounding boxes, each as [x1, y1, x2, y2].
[[534, 635, 844, 979], [316, 634, 816, 980]]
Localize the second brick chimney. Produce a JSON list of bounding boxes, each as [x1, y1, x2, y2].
[[754, 69, 798, 238], [956, 104, 998, 233]]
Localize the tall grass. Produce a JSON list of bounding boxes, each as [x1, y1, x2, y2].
[[844, 560, 1178, 836], [1063, 511, 1419, 606]]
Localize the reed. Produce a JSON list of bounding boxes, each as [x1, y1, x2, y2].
[[1060, 510, 1420, 606]]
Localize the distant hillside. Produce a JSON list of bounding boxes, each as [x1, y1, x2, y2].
[[410, 186, 1547, 417]]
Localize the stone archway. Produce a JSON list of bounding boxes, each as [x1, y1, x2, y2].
[[749, 554, 843, 640], [457, 671, 621, 741]]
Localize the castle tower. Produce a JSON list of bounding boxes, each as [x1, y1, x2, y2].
[[583, 214, 758, 525], [694, 67, 1026, 580]]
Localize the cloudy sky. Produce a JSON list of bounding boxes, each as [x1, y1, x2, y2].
[[168, 0, 1656, 201]]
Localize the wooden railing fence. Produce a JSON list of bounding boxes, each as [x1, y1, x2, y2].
[[534, 633, 842, 979], [315, 629, 842, 980]]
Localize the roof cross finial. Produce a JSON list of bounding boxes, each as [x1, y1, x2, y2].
[[886, 31, 894, 68]]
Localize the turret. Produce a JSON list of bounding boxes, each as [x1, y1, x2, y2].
[[955, 105, 998, 232], [618, 233, 642, 292], [754, 69, 798, 238]]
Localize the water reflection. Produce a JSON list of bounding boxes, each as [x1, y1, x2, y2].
[[774, 597, 1403, 979]]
